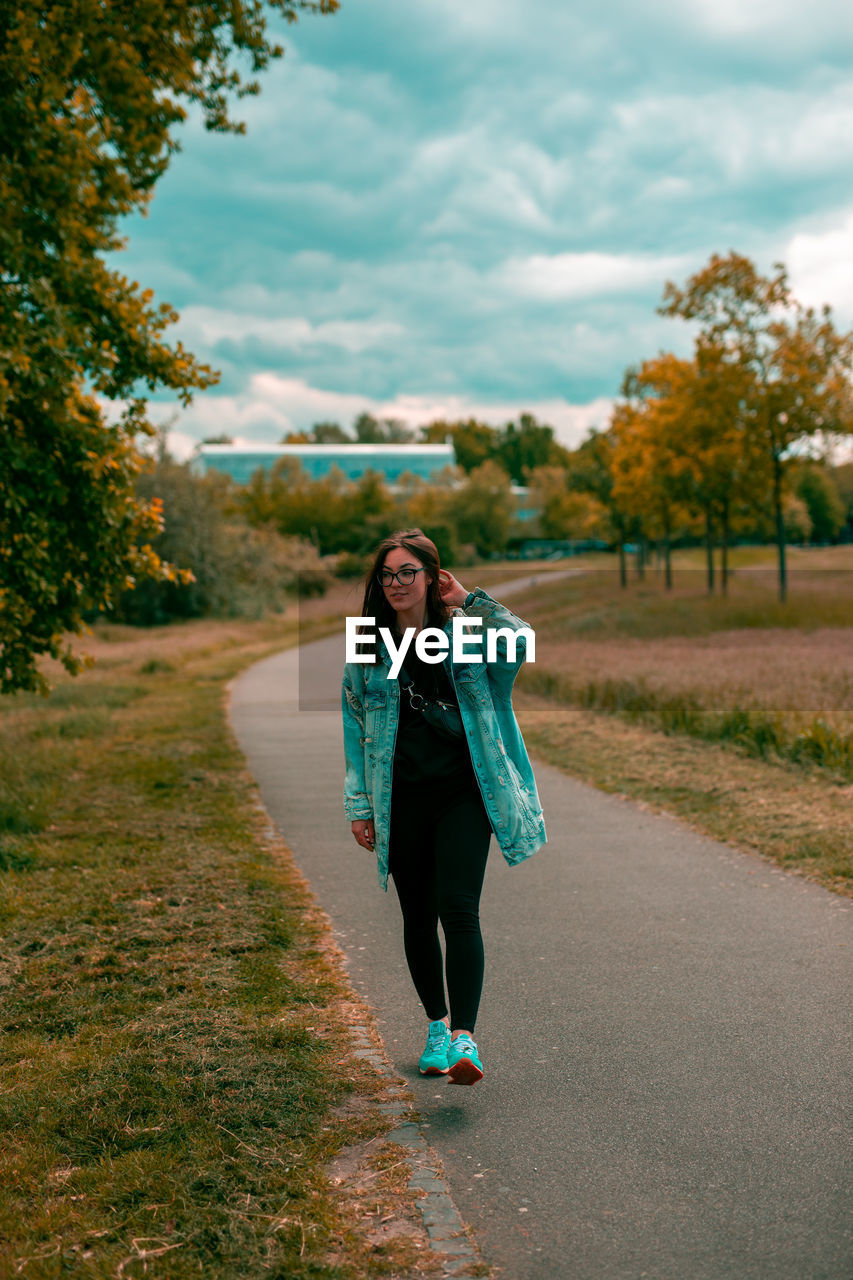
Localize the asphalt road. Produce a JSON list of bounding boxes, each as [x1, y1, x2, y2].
[[229, 618, 852, 1280]]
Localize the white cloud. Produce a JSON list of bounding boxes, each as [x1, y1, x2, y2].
[[787, 209, 853, 321], [496, 251, 692, 301], [116, 0, 853, 420], [175, 307, 404, 354], [679, 0, 853, 39], [152, 374, 611, 459]]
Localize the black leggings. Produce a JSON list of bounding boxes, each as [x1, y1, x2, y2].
[[388, 773, 492, 1032]]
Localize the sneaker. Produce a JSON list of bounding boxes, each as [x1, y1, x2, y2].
[[447, 1033, 484, 1085], [419, 1019, 451, 1075]]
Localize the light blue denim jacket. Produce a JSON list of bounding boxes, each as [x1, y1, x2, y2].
[[342, 587, 547, 889]]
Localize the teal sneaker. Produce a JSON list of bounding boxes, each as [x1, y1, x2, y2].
[[447, 1033, 484, 1085], [419, 1020, 451, 1075]]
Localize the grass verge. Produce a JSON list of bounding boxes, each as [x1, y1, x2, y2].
[[504, 555, 852, 893], [521, 668, 853, 781], [0, 611, 446, 1280], [515, 691, 853, 897]]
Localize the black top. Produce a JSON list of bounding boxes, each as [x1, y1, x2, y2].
[[392, 646, 474, 785]]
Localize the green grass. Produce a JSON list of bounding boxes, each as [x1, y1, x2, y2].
[[0, 616, 429, 1280]]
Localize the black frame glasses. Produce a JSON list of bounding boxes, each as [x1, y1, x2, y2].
[[377, 566, 425, 587]]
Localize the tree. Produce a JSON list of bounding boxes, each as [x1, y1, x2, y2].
[[312, 421, 352, 443], [496, 413, 570, 484], [239, 459, 397, 556], [420, 419, 499, 473], [620, 350, 759, 593], [0, 0, 337, 693], [282, 421, 352, 443], [834, 462, 853, 542], [115, 457, 326, 624], [568, 429, 635, 586], [525, 465, 605, 542], [352, 412, 414, 444], [794, 464, 846, 544], [447, 460, 513, 558], [660, 253, 853, 600]]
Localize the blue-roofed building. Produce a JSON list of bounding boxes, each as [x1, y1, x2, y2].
[[194, 442, 456, 486]]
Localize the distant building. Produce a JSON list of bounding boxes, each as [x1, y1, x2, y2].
[[511, 485, 539, 522], [194, 442, 456, 486], [193, 441, 538, 522]]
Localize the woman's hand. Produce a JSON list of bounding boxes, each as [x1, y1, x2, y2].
[[437, 570, 468, 609], [351, 819, 375, 851]]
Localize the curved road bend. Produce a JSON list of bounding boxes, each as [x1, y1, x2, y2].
[[229, 593, 851, 1279]]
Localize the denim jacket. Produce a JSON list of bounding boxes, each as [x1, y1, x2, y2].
[[342, 587, 547, 889]]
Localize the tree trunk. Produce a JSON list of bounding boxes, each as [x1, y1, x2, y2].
[[705, 507, 715, 594], [618, 539, 627, 588], [720, 499, 730, 597], [664, 529, 673, 590], [773, 454, 787, 603], [636, 537, 645, 581]]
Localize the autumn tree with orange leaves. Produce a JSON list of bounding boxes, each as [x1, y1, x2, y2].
[[612, 356, 696, 590], [660, 252, 853, 601]]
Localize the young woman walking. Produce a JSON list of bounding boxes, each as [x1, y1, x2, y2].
[[342, 528, 546, 1084]]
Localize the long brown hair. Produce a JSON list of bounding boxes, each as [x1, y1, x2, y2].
[[361, 528, 451, 634]]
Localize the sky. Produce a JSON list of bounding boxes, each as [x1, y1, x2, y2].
[[118, 0, 853, 458]]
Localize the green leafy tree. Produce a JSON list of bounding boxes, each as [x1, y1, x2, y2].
[[420, 419, 499, 473], [447, 460, 513, 558], [312, 421, 352, 443], [496, 413, 570, 484], [281, 421, 353, 443], [567, 429, 635, 586], [352, 412, 414, 444], [240, 460, 397, 556], [0, 0, 337, 692], [116, 458, 327, 624], [794, 464, 846, 544], [834, 462, 853, 541]]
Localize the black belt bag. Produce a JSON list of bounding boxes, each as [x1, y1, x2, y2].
[[398, 661, 465, 741]]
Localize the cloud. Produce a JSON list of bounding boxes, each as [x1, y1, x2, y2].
[[496, 251, 693, 301], [678, 0, 853, 42], [787, 208, 853, 321], [152, 374, 613, 459], [176, 306, 404, 355], [114, 0, 853, 440]]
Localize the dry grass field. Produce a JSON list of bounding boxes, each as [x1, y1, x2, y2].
[[505, 548, 853, 894]]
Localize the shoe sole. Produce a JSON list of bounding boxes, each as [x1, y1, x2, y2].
[[419, 1065, 450, 1075], [449, 1057, 484, 1085]]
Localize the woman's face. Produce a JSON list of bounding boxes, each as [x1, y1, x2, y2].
[[380, 546, 431, 615]]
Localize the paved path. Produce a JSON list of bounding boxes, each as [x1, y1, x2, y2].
[[229, 622, 852, 1280]]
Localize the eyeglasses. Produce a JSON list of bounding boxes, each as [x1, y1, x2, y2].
[[377, 566, 425, 587]]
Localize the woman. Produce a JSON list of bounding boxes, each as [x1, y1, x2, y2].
[[342, 528, 546, 1084]]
